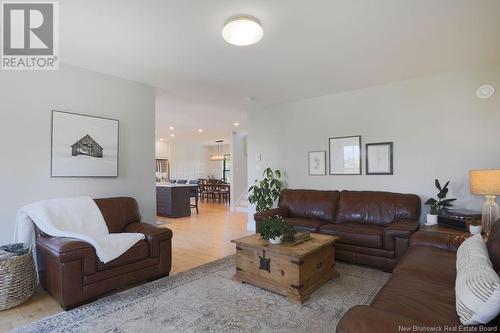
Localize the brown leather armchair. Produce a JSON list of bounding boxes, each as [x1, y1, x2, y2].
[[35, 197, 172, 310], [255, 189, 421, 271]]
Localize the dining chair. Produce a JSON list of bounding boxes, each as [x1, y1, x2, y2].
[[189, 185, 199, 214]]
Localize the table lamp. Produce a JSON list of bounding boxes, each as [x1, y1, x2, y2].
[[470, 169, 500, 236]]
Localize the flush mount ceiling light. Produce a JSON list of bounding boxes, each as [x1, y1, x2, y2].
[[222, 16, 263, 46], [476, 85, 494, 99]]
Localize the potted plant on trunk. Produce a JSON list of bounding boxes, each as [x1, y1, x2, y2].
[[258, 216, 295, 245], [424, 179, 456, 225]]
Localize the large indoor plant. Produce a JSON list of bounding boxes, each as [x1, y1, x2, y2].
[[248, 167, 283, 212], [257, 216, 295, 245], [424, 179, 456, 225]]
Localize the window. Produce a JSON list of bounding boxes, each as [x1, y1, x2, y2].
[[222, 155, 231, 182]]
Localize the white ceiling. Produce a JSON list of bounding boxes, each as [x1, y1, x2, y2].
[[155, 89, 245, 143], [60, 0, 500, 138]]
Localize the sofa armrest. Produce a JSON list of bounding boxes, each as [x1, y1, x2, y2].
[[36, 235, 97, 275], [254, 207, 290, 222], [410, 230, 469, 253], [124, 222, 172, 257], [383, 219, 420, 250], [336, 305, 421, 333]]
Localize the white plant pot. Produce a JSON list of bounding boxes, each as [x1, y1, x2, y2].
[[268, 236, 283, 245], [426, 214, 438, 225], [469, 224, 482, 235]]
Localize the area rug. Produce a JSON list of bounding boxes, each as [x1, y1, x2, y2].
[[11, 256, 390, 333]]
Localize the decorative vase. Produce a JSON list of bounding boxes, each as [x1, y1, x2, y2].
[[469, 224, 483, 235], [268, 236, 283, 245], [426, 214, 438, 225], [481, 195, 499, 237]]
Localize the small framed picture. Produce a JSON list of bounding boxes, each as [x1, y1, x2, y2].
[[308, 151, 327, 176], [366, 142, 393, 175], [329, 136, 361, 175]]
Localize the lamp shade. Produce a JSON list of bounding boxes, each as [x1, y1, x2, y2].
[[470, 169, 500, 195]]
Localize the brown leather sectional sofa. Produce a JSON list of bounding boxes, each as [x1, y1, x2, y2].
[[35, 197, 172, 310], [337, 222, 500, 332], [254, 189, 421, 271]]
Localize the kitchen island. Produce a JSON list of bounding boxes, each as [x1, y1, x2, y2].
[[156, 183, 195, 218]]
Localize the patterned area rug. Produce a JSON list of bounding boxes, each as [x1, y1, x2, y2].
[[11, 256, 390, 333]]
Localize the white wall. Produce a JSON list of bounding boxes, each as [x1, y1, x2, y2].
[[247, 64, 500, 226], [168, 142, 210, 180], [156, 141, 231, 181], [0, 64, 156, 245], [231, 131, 248, 208]]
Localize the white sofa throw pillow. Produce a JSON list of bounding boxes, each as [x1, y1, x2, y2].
[[455, 234, 500, 325]]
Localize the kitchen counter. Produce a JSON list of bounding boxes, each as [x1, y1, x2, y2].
[[156, 184, 193, 218]]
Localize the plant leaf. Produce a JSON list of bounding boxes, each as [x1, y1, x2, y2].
[[424, 198, 438, 205], [435, 179, 441, 191]]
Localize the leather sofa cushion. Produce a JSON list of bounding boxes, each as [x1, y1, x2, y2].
[[372, 245, 460, 325], [97, 240, 149, 271], [336, 191, 420, 225], [95, 197, 142, 233], [319, 223, 384, 248], [372, 271, 460, 326], [393, 245, 456, 285], [285, 217, 329, 233], [278, 189, 340, 223]]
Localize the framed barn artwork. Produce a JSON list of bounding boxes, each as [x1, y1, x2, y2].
[[51, 110, 119, 177]]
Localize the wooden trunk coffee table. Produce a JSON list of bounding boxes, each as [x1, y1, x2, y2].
[[231, 233, 338, 303]]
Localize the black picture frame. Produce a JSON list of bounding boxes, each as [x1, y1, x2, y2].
[[366, 142, 393, 175], [51, 110, 119, 178], [308, 151, 327, 176], [329, 135, 362, 175]]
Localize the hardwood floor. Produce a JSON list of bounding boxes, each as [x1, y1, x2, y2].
[[0, 202, 250, 332], [158, 202, 251, 274]]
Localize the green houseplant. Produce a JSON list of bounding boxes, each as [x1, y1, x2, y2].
[[424, 179, 456, 225], [248, 167, 283, 212], [258, 216, 295, 245]]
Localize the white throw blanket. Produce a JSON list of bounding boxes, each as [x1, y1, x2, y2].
[[15, 197, 145, 264]]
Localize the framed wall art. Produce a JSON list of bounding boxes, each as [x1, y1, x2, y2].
[[308, 151, 327, 176], [366, 142, 393, 175], [51, 110, 119, 177], [329, 135, 361, 175]]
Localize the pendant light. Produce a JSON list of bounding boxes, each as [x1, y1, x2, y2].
[[211, 140, 225, 161]]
